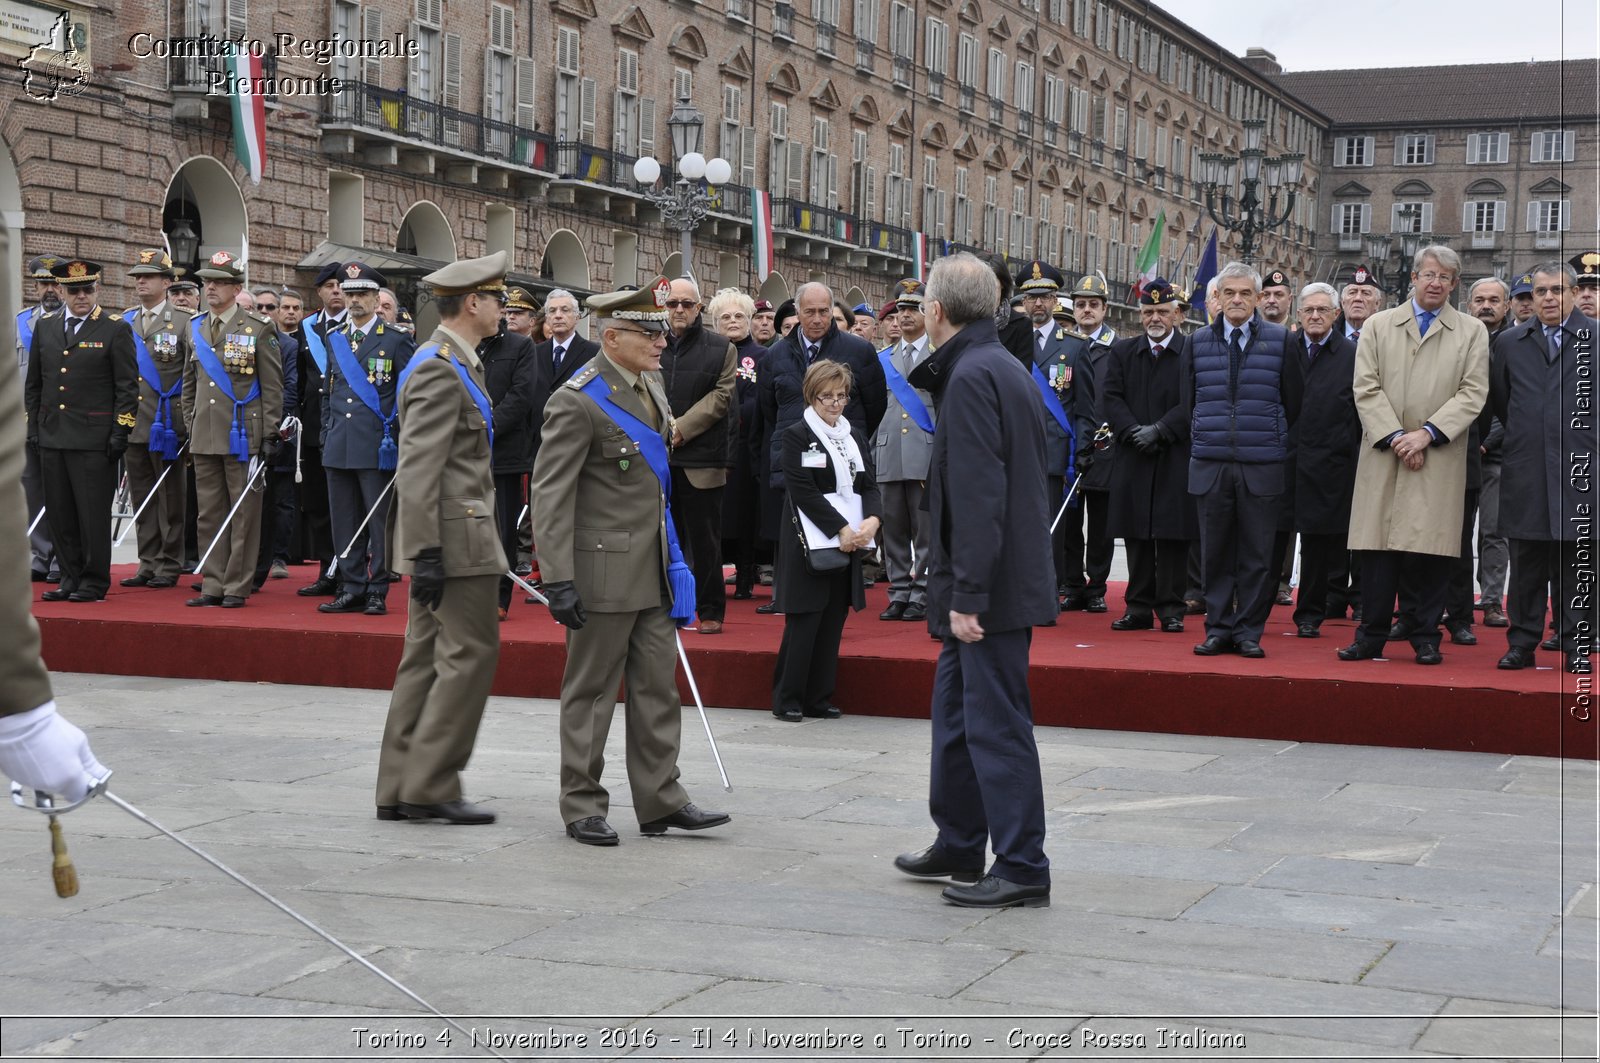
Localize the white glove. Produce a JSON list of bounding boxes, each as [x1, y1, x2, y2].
[[0, 702, 108, 803]]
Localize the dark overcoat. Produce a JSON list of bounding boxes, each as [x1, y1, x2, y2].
[[1101, 333, 1198, 541], [773, 418, 881, 614]]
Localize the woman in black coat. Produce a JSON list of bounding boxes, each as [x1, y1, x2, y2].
[[772, 361, 882, 721], [708, 289, 768, 599]]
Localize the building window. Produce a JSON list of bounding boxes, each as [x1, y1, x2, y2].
[[1334, 136, 1373, 167], [773, 1, 794, 38], [727, 0, 752, 20], [889, 1, 913, 87], [1013, 60, 1033, 137], [854, 0, 879, 71], [1531, 130, 1575, 163], [953, 166, 971, 243], [1529, 199, 1571, 244], [815, 0, 840, 56], [956, 32, 977, 113], [1334, 202, 1370, 249], [1464, 199, 1506, 247], [925, 18, 948, 101], [1394, 134, 1434, 166], [986, 47, 1006, 124], [1390, 200, 1432, 233], [1467, 132, 1508, 164]]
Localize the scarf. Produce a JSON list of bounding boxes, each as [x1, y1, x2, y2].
[[803, 404, 862, 501]]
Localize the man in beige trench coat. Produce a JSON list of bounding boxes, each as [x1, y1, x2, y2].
[[1339, 245, 1489, 665]]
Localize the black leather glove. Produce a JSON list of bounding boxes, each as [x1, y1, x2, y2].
[[410, 547, 446, 611], [1074, 453, 1094, 478], [1130, 424, 1162, 451], [106, 435, 128, 463], [543, 580, 587, 630], [259, 436, 282, 462]]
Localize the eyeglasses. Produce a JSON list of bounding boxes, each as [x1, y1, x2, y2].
[[257, 302, 278, 311], [815, 393, 849, 406], [1415, 271, 1456, 285], [664, 300, 699, 310], [611, 325, 664, 338], [1533, 285, 1568, 298], [1299, 306, 1334, 315]]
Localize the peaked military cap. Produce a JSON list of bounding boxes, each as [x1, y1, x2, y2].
[[1070, 273, 1111, 300], [1262, 268, 1292, 290], [1343, 264, 1380, 290], [169, 277, 199, 293], [128, 248, 175, 277], [893, 278, 927, 309], [852, 301, 876, 319], [313, 262, 344, 287], [51, 258, 102, 286], [194, 249, 246, 281], [1052, 294, 1077, 322], [1569, 252, 1600, 286], [505, 286, 539, 311], [423, 249, 510, 298], [1138, 278, 1181, 306], [339, 260, 386, 291], [588, 276, 670, 331], [1509, 272, 1534, 297], [26, 254, 64, 280], [1017, 260, 1065, 294]]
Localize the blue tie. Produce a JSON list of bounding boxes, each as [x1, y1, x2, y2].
[[1417, 310, 1435, 338], [1547, 326, 1563, 362]]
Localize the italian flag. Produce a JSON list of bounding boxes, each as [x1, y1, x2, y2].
[[912, 232, 928, 283], [228, 48, 266, 185], [751, 188, 775, 282], [1131, 209, 1166, 301]]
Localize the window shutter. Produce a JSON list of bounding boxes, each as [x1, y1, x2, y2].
[[1424, 135, 1435, 165], [515, 59, 537, 128], [1360, 204, 1370, 233], [407, 22, 421, 97], [827, 154, 838, 207], [864, 165, 877, 218], [226, 0, 247, 37], [639, 97, 655, 155], [1529, 132, 1541, 163], [1467, 133, 1480, 161], [1564, 131, 1575, 161], [612, 90, 628, 152], [362, 8, 384, 85], [1527, 201, 1538, 231], [1362, 136, 1374, 165], [740, 127, 757, 184], [1420, 203, 1433, 232], [579, 78, 596, 142], [1330, 203, 1341, 230], [442, 33, 461, 143], [1392, 137, 1404, 166], [1495, 132, 1508, 162], [787, 141, 804, 197], [1334, 136, 1346, 164], [557, 28, 579, 75], [1461, 201, 1473, 231], [1561, 200, 1572, 231], [1494, 200, 1506, 231]]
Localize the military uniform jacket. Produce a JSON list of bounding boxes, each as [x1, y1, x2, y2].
[[1072, 336, 1118, 492], [873, 338, 936, 482], [182, 303, 283, 456], [387, 326, 505, 578], [320, 318, 415, 469], [24, 306, 138, 450], [530, 354, 677, 613], [1031, 324, 1089, 478], [126, 301, 193, 446]]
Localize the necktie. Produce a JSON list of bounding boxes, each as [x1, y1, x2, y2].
[[210, 314, 224, 345], [351, 327, 364, 346], [1229, 328, 1244, 353], [634, 381, 657, 429], [1306, 340, 1320, 362], [806, 343, 819, 365], [1351, 327, 1360, 342], [1417, 310, 1435, 338], [65, 317, 80, 342], [1547, 326, 1563, 362], [1150, 343, 1163, 358], [552, 344, 565, 373], [1037, 331, 1048, 352]]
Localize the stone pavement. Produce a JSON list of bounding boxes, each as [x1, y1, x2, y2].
[[0, 672, 1595, 1062]]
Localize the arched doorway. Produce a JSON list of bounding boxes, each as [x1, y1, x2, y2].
[[396, 202, 456, 335], [164, 156, 248, 282]]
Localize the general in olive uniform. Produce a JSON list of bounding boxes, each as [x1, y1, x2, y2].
[[23, 259, 138, 602], [182, 250, 284, 607], [375, 251, 511, 826], [530, 281, 730, 846], [120, 248, 193, 588], [320, 261, 415, 615]]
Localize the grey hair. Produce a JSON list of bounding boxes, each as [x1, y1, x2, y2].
[[545, 288, 578, 309], [1297, 281, 1340, 310], [1205, 276, 1220, 298], [1528, 260, 1578, 285], [1412, 244, 1462, 276], [1468, 276, 1511, 301], [1216, 261, 1262, 291], [705, 287, 754, 320], [794, 281, 833, 305], [278, 287, 303, 303], [926, 252, 1001, 327]]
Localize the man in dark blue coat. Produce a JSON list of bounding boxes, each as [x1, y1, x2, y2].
[[894, 252, 1055, 910], [1182, 262, 1294, 658]]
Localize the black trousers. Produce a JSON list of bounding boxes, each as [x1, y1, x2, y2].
[[1195, 466, 1281, 642], [929, 627, 1049, 886], [253, 468, 298, 587], [494, 471, 525, 610], [771, 571, 851, 716], [1507, 538, 1584, 652], [40, 447, 118, 597], [296, 444, 334, 568], [1059, 486, 1113, 598], [669, 468, 726, 623], [1442, 489, 1480, 627], [1123, 538, 1189, 620], [1293, 532, 1349, 628], [325, 467, 392, 598], [1357, 550, 1447, 650]]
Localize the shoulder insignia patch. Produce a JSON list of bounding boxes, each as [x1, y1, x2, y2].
[[564, 365, 599, 389]]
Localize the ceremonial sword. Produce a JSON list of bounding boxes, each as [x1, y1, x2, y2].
[[113, 441, 191, 548]]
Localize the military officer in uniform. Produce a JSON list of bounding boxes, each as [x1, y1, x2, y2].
[[19, 254, 64, 584], [375, 251, 511, 825], [875, 279, 936, 623], [320, 262, 414, 615], [120, 248, 193, 590], [294, 262, 347, 597], [1067, 272, 1117, 612], [24, 259, 138, 602], [167, 276, 201, 313], [530, 281, 731, 846], [182, 250, 284, 608], [1571, 251, 1600, 319]]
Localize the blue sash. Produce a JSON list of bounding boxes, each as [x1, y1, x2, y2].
[[577, 375, 697, 626], [1031, 364, 1078, 501], [301, 312, 329, 375], [397, 345, 493, 450], [125, 310, 182, 460], [16, 308, 35, 353], [190, 317, 261, 463], [327, 327, 399, 471], [878, 347, 934, 434]]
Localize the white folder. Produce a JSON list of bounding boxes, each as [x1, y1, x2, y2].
[[798, 491, 875, 550]]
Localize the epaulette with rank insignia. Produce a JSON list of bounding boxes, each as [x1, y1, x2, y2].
[[565, 365, 600, 390], [242, 309, 274, 330], [89, 307, 103, 320]]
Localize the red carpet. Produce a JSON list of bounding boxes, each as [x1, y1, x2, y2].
[[34, 563, 1595, 760]]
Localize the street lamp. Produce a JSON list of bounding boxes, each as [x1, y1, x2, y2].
[[1197, 117, 1304, 264], [1364, 206, 1424, 294], [631, 94, 732, 279]]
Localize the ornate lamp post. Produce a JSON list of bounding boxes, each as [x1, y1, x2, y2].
[[1364, 206, 1424, 295], [1197, 117, 1305, 265], [631, 94, 732, 278]]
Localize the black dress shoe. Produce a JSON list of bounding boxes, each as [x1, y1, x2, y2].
[[893, 844, 982, 883], [566, 816, 619, 845], [1084, 595, 1108, 613], [639, 803, 730, 834], [1350, 607, 1363, 622], [397, 799, 496, 824], [1338, 641, 1384, 661], [120, 573, 152, 588], [146, 577, 176, 589], [879, 600, 908, 621], [1388, 621, 1417, 640], [802, 704, 842, 718], [1567, 652, 1592, 675], [1498, 646, 1536, 670], [44, 572, 61, 584], [1236, 639, 1265, 658], [1541, 635, 1561, 651], [1446, 624, 1477, 646], [901, 602, 927, 622], [1160, 616, 1185, 633], [375, 805, 410, 821], [1193, 635, 1232, 656], [40, 588, 71, 602], [1058, 594, 1086, 611], [191, 581, 203, 592], [942, 874, 1050, 908], [319, 591, 364, 613], [732, 588, 754, 600], [1415, 646, 1443, 665], [1110, 614, 1153, 630], [772, 707, 803, 722], [1184, 598, 1206, 616], [297, 577, 338, 598], [66, 590, 105, 603], [1297, 623, 1321, 638], [186, 594, 222, 607], [755, 600, 781, 614], [364, 594, 387, 616], [221, 595, 247, 608]]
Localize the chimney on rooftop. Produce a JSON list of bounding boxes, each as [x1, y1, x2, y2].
[[1241, 48, 1282, 76]]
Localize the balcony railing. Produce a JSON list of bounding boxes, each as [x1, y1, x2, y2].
[[892, 56, 912, 87], [927, 70, 944, 101], [773, 197, 856, 242], [958, 84, 975, 113], [1470, 231, 1497, 249], [855, 39, 875, 71], [172, 41, 281, 103], [324, 80, 557, 174]]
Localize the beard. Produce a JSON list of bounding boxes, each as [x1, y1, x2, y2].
[[40, 291, 62, 312]]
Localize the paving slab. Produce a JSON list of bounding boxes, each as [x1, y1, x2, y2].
[[1061, 813, 1251, 848], [1257, 855, 1581, 913], [1412, 997, 1598, 1059], [1362, 940, 1595, 1008]]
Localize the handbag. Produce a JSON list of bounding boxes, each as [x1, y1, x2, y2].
[[790, 503, 850, 574]]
